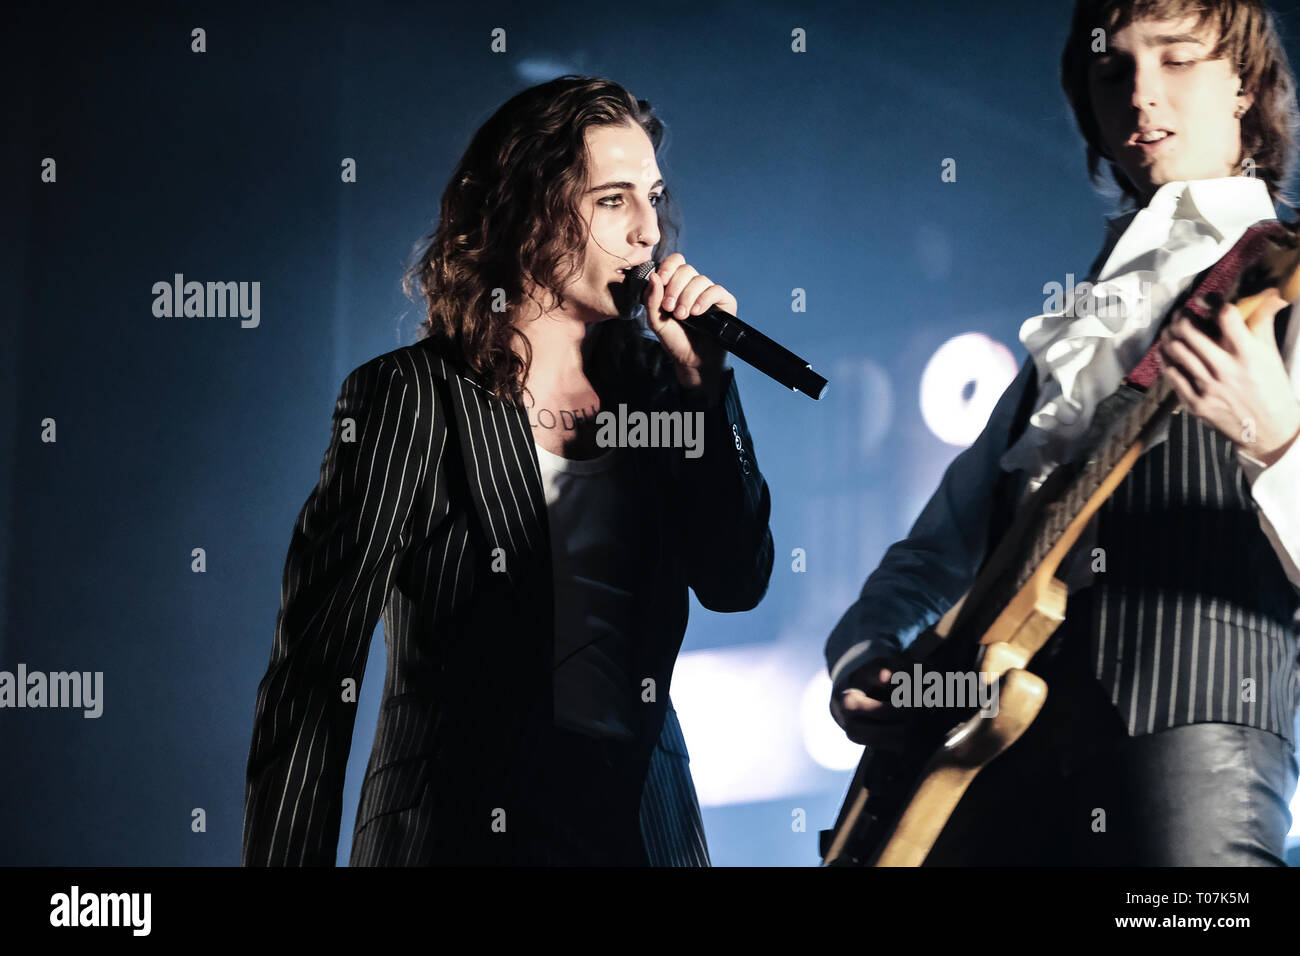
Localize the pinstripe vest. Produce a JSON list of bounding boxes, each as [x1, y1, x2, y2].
[[993, 361, 1300, 748], [1050, 408, 1300, 746]]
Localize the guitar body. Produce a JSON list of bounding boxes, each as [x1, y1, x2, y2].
[[821, 454, 1082, 866], [871, 666, 1047, 867], [820, 579, 1062, 867]]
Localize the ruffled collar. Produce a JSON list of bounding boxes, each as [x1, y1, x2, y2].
[[998, 176, 1277, 490]]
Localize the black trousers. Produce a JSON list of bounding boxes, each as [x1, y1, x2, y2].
[[924, 655, 1298, 866]]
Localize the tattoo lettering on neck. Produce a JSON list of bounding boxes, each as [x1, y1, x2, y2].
[[527, 402, 600, 432]]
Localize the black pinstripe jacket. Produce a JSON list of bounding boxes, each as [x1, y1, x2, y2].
[[242, 330, 773, 865]]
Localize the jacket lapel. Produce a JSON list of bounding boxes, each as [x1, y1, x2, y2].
[[439, 359, 550, 590]]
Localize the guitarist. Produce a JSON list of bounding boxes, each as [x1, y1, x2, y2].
[[826, 0, 1300, 865]]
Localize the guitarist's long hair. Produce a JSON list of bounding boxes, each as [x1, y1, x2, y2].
[[1061, 0, 1300, 215]]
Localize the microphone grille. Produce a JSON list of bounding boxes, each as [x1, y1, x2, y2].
[[629, 260, 657, 282], [618, 259, 658, 311]]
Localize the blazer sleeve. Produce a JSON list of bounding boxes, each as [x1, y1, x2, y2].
[[824, 359, 1035, 693], [675, 366, 775, 612], [242, 354, 430, 866]]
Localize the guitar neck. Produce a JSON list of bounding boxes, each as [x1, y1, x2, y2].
[[940, 378, 1173, 655], [1017, 378, 1176, 591]]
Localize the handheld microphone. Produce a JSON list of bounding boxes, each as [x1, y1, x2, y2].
[[622, 260, 828, 400]]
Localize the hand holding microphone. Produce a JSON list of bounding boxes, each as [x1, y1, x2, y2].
[[623, 256, 828, 400], [639, 254, 732, 394]]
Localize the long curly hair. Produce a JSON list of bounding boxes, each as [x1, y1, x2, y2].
[[1060, 0, 1300, 214], [403, 75, 681, 403]]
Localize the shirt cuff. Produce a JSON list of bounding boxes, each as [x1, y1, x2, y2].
[[1237, 434, 1300, 491], [1236, 446, 1267, 485]]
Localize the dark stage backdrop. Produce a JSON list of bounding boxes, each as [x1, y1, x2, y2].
[[4, 0, 1298, 866]]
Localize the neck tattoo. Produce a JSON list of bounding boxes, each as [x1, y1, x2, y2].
[[527, 402, 600, 432]]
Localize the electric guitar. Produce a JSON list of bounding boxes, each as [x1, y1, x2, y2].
[[820, 219, 1300, 867]]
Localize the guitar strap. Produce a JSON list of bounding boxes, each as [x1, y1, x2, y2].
[[1123, 218, 1293, 389]]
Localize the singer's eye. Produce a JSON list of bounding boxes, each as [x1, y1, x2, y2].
[[597, 192, 663, 208]]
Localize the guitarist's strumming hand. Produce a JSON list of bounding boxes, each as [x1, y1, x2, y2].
[[1159, 292, 1300, 466], [830, 656, 908, 752]]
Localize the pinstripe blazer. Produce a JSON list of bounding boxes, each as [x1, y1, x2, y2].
[[242, 330, 773, 866]]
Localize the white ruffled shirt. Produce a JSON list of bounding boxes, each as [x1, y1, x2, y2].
[[1001, 175, 1300, 588]]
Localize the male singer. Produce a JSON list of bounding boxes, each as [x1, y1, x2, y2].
[[243, 75, 773, 866]]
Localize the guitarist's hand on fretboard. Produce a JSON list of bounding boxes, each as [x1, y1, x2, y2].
[[830, 656, 908, 752], [1158, 293, 1300, 466]]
